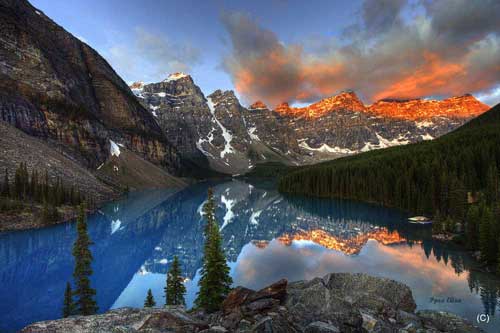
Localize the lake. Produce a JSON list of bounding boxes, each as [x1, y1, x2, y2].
[[1, 179, 499, 332]]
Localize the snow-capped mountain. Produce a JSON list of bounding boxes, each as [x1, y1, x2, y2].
[[131, 73, 297, 174], [131, 74, 489, 175]]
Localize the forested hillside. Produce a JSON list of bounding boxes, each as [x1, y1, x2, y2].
[[279, 103, 500, 267]]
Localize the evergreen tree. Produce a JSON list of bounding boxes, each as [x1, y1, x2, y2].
[[72, 205, 98, 315], [1, 168, 10, 197], [479, 204, 496, 264], [432, 210, 443, 234], [144, 289, 156, 308], [466, 205, 480, 249], [195, 188, 232, 312], [486, 163, 499, 204], [62, 282, 76, 318], [165, 256, 186, 306]]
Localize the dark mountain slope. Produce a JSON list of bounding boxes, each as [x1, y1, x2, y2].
[[0, 0, 180, 172], [0, 121, 117, 231]]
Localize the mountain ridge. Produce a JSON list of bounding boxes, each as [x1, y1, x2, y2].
[[271, 92, 488, 120], [131, 73, 489, 175]]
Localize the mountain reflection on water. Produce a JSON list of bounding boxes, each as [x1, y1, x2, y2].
[[0, 179, 499, 332]]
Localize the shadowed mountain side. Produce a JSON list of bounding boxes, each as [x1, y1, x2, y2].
[[0, 0, 181, 175], [96, 147, 187, 191], [0, 121, 116, 202]]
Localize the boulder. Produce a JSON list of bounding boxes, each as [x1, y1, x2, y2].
[[222, 286, 255, 314], [222, 279, 287, 315], [417, 310, 483, 333], [247, 279, 288, 304], [323, 273, 417, 314], [20, 307, 208, 333], [286, 277, 363, 331]]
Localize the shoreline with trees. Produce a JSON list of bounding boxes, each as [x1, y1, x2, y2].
[[0, 163, 111, 233]]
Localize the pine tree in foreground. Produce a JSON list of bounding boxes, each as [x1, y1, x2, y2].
[[144, 289, 156, 308], [1, 168, 9, 197], [72, 205, 98, 315], [165, 255, 186, 306], [195, 188, 232, 312], [62, 282, 76, 318]]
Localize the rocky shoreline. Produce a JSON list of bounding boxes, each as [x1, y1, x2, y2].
[[21, 273, 483, 333]]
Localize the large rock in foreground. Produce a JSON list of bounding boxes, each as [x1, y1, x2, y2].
[[21, 273, 483, 333]]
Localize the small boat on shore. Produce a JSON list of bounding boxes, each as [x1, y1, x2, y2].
[[408, 216, 432, 224]]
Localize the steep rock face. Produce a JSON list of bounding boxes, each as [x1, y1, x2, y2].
[[0, 0, 180, 172], [243, 103, 302, 160], [133, 74, 296, 175], [133, 74, 210, 168]]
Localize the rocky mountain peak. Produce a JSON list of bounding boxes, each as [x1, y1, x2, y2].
[[275, 102, 293, 114], [137, 73, 201, 98], [368, 94, 489, 120], [163, 72, 189, 82], [129, 81, 145, 95], [275, 91, 366, 118], [249, 100, 268, 110], [129, 81, 144, 89], [208, 89, 240, 106]]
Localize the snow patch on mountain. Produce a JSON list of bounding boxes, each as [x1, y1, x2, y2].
[[299, 141, 356, 155], [416, 120, 434, 128], [196, 138, 216, 159], [207, 97, 235, 158], [360, 133, 409, 152], [421, 133, 434, 140], [110, 140, 121, 157], [248, 127, 260, 141]]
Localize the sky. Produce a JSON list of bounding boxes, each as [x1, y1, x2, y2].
[[30, 0, 500, 107]]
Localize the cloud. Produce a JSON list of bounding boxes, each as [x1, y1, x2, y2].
[[476, 85, 500, 107], [105, 27, 201, 83], [221, 1, 500, 107]]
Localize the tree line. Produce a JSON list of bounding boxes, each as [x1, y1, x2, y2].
[[0, 162, 93, 225], [63, 188, 232, 317], [279, 104, 500, 271]]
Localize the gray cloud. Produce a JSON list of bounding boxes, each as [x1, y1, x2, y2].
[[423, 0, 500, 44], [361, 0, 406, 36], [221, 1, 500, 107], [106, 27, 201, 83]]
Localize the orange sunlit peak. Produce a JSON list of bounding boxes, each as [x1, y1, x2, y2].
[[272, 89, 489, 121], [274, 91, 366, 118], [249, 101, 268, 110], [368, 94, 489, 120]]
